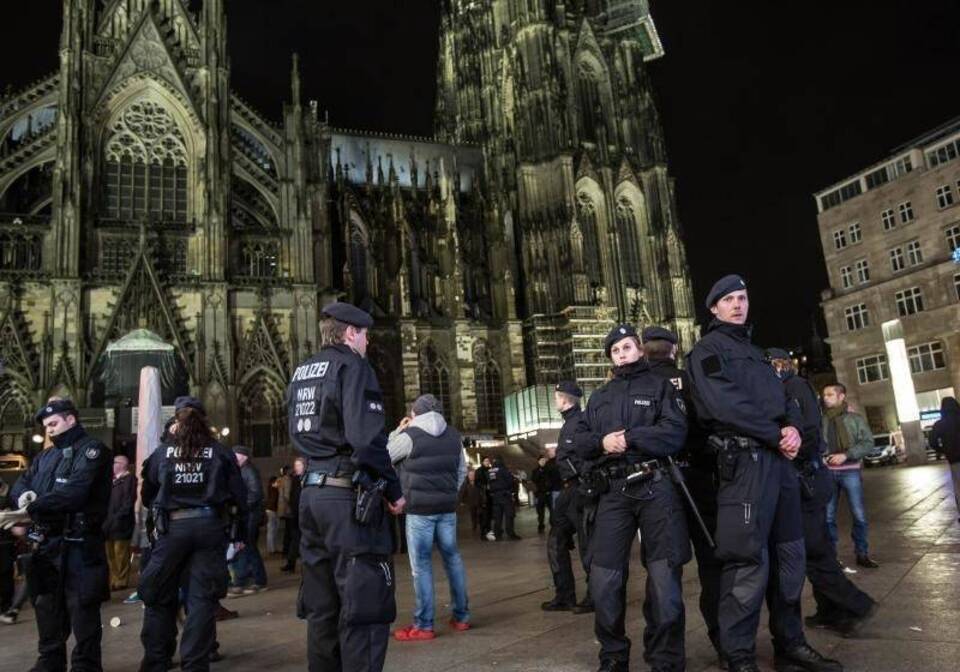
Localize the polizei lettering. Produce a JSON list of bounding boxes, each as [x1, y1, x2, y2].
[[291, 361, 329, 383], [165, 446, 214, 459]]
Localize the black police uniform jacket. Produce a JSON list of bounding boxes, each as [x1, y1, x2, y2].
[[685, 320, 802, 447], [141, 440, 247, 536], [780, 370, 826, 463], [287, 343, 401, 503], [646, 358, 713, 468], [556, 405, 585, 481], [12, 425, 111, 538], [574, 360, 687, 463]]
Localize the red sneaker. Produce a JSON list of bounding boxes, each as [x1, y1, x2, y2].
[[448, 618, 471, 632], [393, 625, 436, 641]]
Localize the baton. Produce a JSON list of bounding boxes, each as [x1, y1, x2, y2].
[[665, 456, 715, 549]]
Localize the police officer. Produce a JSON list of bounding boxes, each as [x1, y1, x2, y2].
[[686, 275, 841, 672], [138, 396, 246, 672], [288, 301, 405, 672], [765, 349, 876, 636], [487, 456, 520, 540], [8, 399, 111, 672], [642, 326, 724, 661], [542, 381, 593, 613], [575, 324, 690, 672]]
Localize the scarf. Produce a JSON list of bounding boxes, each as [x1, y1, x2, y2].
[[824, 403, 852, 454]]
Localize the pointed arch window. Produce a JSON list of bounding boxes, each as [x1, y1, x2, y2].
[[350, 224, 370, 299], [615, 199, 643, 286], [576, 60, 604, 142], [474, 346, 504, 431], [576, 193, 603, 284], [102, 100, 188, 223], [420, 342, 451, 414]]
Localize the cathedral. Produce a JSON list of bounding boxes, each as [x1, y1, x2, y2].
[[0, 0, 695, 456]]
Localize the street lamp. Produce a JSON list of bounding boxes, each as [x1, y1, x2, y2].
[[31, 434, 44, 444], [220, 426, 230, 438]]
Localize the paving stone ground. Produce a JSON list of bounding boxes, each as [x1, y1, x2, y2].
[[1, 462, 958, 671]]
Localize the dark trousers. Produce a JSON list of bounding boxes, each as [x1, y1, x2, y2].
[[547, 485, 592, 605], [0, 540, 14, 612], [479, 495, 492, 535], [682, 466, 723, 655], [590, 475, 690, 670], [535, 491, 552, 529], [299, 485, 394, 672], [716, 448, 805, 664], [801, 467, 874, 621], [139, 517, 229, 672], [232, 512, 268, 587], [287, 520, 302, 566], [490, 494, 516, 539], [31, 539, 108, 672]]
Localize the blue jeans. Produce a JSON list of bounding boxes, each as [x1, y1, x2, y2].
[[405, 513, 469, 630], [232, 513, 268, 587], [825, 469, 869, 556]]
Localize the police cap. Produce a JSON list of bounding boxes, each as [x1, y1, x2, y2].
[[705, 274, 747, 309], [174, 396, 206, 414], [321, 301, 374, 329], [641, 326, 678, 345], [35, 399, 78, 424], [555, 381, 583, 398], [604, 323, 639, 357], [765, 347, 792, 362], [232, 444, 251, 457]]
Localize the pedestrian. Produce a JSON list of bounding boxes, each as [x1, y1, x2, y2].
[[821, 383, 880, 568], [767, 349, 876, 636], [280, 457, 304, 573], [228, 445, 268, 596], [686, 274, 840, 672], [104, 454, 138, 592], [278, 465, 294, 557], [574, 323, 690, 672], [266, 476, 280, 555], [286, 301, 405, 672], [531, 454, 560, 532], [459, 468, 483, 534], [488, 457, 520, 541], [6, 399, 112, 672], [930, 397, 960, 521], [475, 457, 493, 540], [542, 381, 594, 614], [0, 481, 16, 614], [0, 546, 30, 625], [138, 396, 247, 672], [642, 326, 724, 661], [387, 393, 471, 641]]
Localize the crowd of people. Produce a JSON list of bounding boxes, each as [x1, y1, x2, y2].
[[2, 277, 960, 672]]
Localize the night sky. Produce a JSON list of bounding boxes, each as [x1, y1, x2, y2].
[[4, 1, 960, 352]]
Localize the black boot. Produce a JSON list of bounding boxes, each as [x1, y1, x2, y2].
[[540, 599, 574, 611], [775, 643, 843, 672], [571, 600, 594, 614], [727, 661, 760, 672], [855, 555, 879, 569], [836, 601, 878, 638], [597, 660, 628, 672]]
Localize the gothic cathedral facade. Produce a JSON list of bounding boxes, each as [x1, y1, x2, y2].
[[0, 0, 695, 455]]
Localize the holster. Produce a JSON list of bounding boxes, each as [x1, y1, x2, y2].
[[354, 473, 387, 526]]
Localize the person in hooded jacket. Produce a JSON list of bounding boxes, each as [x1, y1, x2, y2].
[[387, 394, 470, 640], [931, 397, 960, 521]]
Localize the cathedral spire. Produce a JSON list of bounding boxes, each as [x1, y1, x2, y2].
[[291, 53, 302, 106]]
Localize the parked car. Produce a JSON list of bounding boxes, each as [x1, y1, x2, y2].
[[864, 434, 897, 467]]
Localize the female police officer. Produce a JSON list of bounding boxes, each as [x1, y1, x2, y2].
[[575, 324, 690, 672], [138, 397, 246, 672]]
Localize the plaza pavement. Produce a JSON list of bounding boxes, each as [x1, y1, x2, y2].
[[1, 462, 958, 671]]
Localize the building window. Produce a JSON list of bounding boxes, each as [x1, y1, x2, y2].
[[840, 265, 853, 289], [855, 259, 870, 284], [889, 246, 905, 272], [895, 287, 925, 316], [936, 184, 955, 209], [898, 201, 914, 223], [102, 100, 189, 223], [856, 354, 889, 384], [927, 139, 960, 168], [881, 208, 896, 231], [955, 273, 960, 301], [239, 241, 280, 278], [474, 349, 504, 431], [906, 239, 923, 266], [614, 199, 643, 286], [946, 225, 960, 252], [849, 222, 862, 243], [907, 341, 945, 374], [419, 342, 452, 415], [833, 229, 847, 250], [844, 303, 869, 331]]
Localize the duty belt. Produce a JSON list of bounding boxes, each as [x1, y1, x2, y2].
[[169, 506, 222, 521], [603, 458, 663, 480], [709, 435, 763, 452], [303, 471, 354, 489]]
